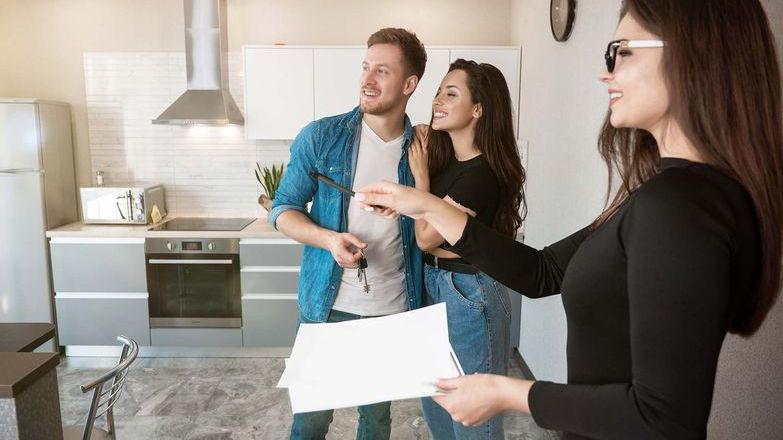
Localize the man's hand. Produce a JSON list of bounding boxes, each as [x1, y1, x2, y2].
[[326, 232, 367, 268]]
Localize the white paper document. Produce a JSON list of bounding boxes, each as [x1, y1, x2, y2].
[[277, 303, 463, 414]]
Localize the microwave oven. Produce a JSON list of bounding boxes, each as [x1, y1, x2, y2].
[[80, 184, 166, 224]]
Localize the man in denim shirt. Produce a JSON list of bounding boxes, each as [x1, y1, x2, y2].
[[269, 28, 426, 440]]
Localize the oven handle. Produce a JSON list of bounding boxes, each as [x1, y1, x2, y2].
[[148, 259, 234, 265]]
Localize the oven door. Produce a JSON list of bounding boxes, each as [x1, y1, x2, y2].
[[146, 254, 241, 328]]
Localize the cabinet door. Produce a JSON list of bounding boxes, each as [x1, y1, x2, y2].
[[55, 295, 151, 345], [407, 48, 451, 126], [242, 296, 300, 347], [244, 47, 314, 140], [449, 48, 521, 135], [314, 48, 366, 119], [50, 238, 146, 293]]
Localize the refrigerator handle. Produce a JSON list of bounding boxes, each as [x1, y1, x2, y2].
[[0, 168, 44, 175]]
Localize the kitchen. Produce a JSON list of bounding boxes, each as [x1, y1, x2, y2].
[[2, 0, 783, 439]]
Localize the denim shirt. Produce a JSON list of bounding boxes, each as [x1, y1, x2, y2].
[[269, 106, 424, 322]]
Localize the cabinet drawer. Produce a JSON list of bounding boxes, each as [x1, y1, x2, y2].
[[150, 328, 242, 347], [240, 270, 299, 294], [240, 240, 303, 266], [55, 295, 150, 345], [242, 296, 299, 347], [50, 239, 146, 293]]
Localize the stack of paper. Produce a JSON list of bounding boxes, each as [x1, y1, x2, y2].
[[278, 303, 463, 414]]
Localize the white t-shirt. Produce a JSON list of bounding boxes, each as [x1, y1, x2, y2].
[[332, 121, 408, 316]]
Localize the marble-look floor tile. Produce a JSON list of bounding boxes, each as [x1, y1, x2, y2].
[[58, 355, 559, 439]]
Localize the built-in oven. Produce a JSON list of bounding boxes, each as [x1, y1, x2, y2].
[[145, 238, 241, 328]]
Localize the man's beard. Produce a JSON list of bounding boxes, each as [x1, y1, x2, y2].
[[360, 97, 396, 116]]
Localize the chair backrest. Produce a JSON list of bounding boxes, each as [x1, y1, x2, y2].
[[77, 335, 139, 440]]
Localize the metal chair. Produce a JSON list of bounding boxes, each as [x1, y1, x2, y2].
[[62, 335, 139, 440]]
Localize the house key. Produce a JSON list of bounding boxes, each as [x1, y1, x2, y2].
[[357, 252, 370, 294]]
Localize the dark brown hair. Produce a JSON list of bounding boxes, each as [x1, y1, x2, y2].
[[367, 28, 427, 80], [427, 59, 527, 237], [596, 0, 783, 336]]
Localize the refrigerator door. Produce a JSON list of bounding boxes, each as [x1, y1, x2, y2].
[[0, 171, 54, 323], [0, 102, 41, 171]]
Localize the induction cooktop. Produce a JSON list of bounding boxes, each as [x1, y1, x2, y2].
[[148, 217, 254, 232]]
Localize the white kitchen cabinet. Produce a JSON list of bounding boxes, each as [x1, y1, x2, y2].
[[244, 47, 314, 140], [313, 47, 366, 119], [239, 238, 302, 347], [449, 47, 522, 135], [243, 45, 522, 140]]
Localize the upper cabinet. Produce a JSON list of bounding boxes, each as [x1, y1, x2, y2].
[[243, 45, 521, 140], [313, 48, 366, 120], [244, 47, 314, 140]]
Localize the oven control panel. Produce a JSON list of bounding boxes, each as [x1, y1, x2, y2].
[[145, 238, 239, 254]]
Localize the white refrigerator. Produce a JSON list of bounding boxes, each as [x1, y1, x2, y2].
[[0, 99, 78, 347]]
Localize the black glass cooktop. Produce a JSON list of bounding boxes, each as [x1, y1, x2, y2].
[[148, 217, 254, 232]]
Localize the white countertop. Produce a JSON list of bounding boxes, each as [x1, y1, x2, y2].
[[46, 217, 286, 239]]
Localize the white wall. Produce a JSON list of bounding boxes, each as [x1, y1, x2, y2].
[[510, 0, 621, 383]]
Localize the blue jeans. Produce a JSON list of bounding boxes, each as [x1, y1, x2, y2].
[[289, 309, 392, 440], [421, 265, 512, 440]]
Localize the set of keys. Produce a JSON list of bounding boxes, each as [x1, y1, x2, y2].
[[357, 251, 370, 294]]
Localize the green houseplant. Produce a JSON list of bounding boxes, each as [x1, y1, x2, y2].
[[255, 162, 285, 212]]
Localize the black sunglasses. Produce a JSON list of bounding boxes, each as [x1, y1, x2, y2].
[[604, 39, 665, 73]]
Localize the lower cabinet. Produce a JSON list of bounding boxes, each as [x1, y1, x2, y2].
[[240, 239, 302, 348], [241, 295, 300, 347], [50, 237, 304, 349], [55, 295, 151, 345]]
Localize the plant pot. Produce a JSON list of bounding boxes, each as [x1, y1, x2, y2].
[[259, 194, 273, 213]]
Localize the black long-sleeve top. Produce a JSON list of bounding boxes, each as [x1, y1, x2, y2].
[[446, 158, 760, 439]]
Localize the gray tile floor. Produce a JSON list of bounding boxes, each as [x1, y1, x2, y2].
[[57, 355, 559, 439]]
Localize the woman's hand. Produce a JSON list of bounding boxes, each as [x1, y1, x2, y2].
[[354, 181, 435, 219], [409, 124, 430, 184], [432, 375, 534, 427], [432, 374, 508, 427], [356, 181, 470, 244]]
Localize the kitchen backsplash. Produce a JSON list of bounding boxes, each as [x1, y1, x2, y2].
[[84, 52, 291, 217]]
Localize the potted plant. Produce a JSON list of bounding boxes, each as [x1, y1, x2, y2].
[[255, 162, 285, 213]]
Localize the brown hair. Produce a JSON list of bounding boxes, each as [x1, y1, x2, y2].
[[596, 0, 783, 336], [367, 28, 427, 80], [427, 59, 527, 237]]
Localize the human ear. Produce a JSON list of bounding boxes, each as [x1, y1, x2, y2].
[[403, 75, 419, 96]]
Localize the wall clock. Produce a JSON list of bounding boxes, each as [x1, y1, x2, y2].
[[551, 0, 576, 42]]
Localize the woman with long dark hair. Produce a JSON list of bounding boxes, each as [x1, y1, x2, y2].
[[408, 59, 525, 440], [355, 0, 783, 438]]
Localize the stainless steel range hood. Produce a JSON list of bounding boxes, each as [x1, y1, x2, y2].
[[153, 0, 244, 125]]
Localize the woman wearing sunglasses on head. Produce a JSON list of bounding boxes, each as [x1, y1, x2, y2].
[[406, 59, 525, 440], [355, 0, 783, 438]]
